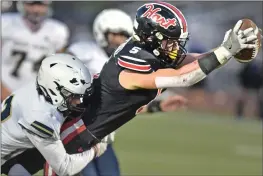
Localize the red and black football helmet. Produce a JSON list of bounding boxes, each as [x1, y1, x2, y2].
[[133, 2, 189, 68]]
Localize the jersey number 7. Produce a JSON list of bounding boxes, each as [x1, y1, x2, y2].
[[11, 50, 46, 78]]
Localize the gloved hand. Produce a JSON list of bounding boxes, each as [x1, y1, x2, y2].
[[215, 20, 257, 65]]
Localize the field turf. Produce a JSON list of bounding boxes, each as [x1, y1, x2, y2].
[[114, 111, 262, 176], [5, 110, 261, 176]]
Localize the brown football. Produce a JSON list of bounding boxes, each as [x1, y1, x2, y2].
[[234, 18, 262, 63]]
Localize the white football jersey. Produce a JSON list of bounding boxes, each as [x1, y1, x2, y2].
[[1, 13, 70, 91], [67, 41, 109, 76], [1, 82, 103, 176], [1, 82, 64, 165]]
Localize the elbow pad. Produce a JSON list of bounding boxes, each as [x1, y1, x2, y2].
[[155, 68, 207, 88]]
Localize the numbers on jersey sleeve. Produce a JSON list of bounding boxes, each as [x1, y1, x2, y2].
[[129, 47, 141, 54], [1, 95, 14, 123], [10, 50, 46, 78]]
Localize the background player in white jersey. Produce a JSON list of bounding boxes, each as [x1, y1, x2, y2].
[[1, 1, 70, 101], [1, 53, 108, 176]]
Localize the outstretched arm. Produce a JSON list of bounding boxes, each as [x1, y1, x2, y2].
[[119, 20, 257, 90]]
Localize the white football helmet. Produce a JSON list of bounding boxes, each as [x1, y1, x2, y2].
[[93, 9, 133, 47], [37, 53, 93, 116]]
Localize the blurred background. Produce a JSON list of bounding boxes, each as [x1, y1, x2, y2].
[[1, 1, 262, 176]]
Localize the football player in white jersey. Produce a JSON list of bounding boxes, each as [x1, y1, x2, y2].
[[1, 53, 108, 176], [1, 1, 70, 101]]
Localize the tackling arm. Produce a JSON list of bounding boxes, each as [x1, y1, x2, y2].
[[24, 130, 106, 176]]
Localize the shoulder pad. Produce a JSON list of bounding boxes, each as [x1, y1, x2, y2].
[[116, 41, 157, 73]]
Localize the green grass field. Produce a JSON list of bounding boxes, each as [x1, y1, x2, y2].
[[28, 111, 262, 175], [113, 111, 262, 176]]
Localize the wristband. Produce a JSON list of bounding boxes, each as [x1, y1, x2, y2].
[[198, 52, 221, 75]]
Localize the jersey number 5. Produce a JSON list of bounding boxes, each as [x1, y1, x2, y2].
[[1, 95, 14, 123], [129, 47, 141, 54], [11, 50, 46, 78]]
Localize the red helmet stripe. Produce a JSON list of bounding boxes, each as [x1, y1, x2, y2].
[[158, 2, 187, 33]]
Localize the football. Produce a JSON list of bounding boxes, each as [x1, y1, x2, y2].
[[234, 18, 262, 63]]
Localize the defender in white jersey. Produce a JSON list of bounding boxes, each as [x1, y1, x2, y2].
[[1, 1, 70, 101], [1, 54, 108, 176]]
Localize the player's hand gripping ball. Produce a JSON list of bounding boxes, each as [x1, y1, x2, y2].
[[234, 19, 262, 63]]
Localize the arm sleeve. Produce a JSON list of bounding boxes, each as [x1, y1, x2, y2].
[[24, 129, 96, 176]]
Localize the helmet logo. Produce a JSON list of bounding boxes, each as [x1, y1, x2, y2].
[[142, 4, 177, 29]]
